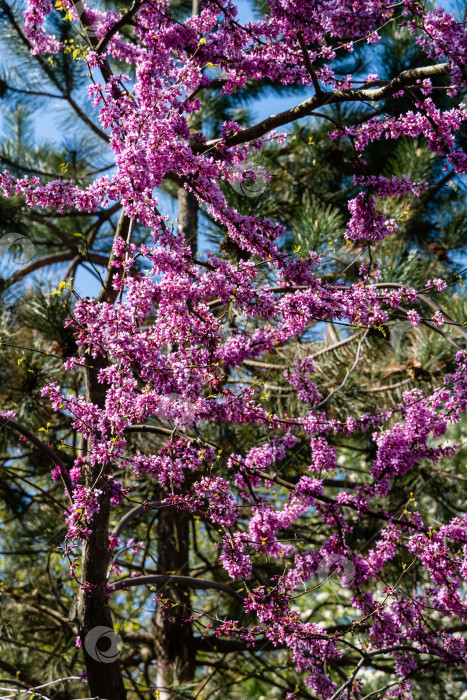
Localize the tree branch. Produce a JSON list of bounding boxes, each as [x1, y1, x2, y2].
[[373, 282, 467, 342], [112, 501, 165, 537], [4, 250, 109, 287], [0, 417, 73, 498], [95, 0, 143, 55], [197, 63, 449, 152], [297, 30, 321, 94], [0, 0, 109, 142], [112, 574, 244, 601]]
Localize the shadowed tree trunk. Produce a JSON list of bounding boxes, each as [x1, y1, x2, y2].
[[73, 214, 133, 700], [155, 505, 195, 700], [155, 195, 198, 698], [75, 351, 127, 700], [155, 62, 199, 689], [177, 0, 200, 261]]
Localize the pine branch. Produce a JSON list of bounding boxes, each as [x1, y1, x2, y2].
[[0, 417, 73, 498], [0, 0, 109, 142]]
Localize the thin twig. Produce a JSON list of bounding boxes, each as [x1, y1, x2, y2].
[[314, 329, 370, 408]]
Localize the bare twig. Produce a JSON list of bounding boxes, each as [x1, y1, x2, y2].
[[112, 574, 244, 601]]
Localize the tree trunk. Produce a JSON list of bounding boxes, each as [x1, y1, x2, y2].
[[73, 214, 132, 700], [177, 186, 198, 257], [154, 506, 195, 700], [75, 352, 127, 700], [155, 129, 199, 697], [178, 0, 200, 260]]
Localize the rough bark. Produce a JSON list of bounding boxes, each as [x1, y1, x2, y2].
[[74, 351, 127, 700], [154, 506, 195, 700], [196, 63, 450, 153], [73, 213, 133, 700]]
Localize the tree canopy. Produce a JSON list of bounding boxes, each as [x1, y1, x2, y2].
[[0, 0, 466, 698]]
